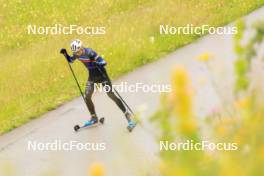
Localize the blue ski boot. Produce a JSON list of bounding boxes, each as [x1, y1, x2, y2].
[[127, 120, 137, 132], [74, 115, 105, 132], [125, 112, 137, 132]]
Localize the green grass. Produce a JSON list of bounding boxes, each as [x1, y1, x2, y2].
[[0, 0, 264, 134]]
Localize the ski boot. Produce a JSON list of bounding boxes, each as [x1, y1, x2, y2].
[[74, 115, 104, 132], [83, 116, 98, 126], [125, 112, 137, 132], [127, 120, 137, 132]]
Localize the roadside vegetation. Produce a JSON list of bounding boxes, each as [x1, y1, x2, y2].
[[152, 19, 264, 176]]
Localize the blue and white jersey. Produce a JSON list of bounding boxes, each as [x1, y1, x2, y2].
[[67, 48, 107, 79]]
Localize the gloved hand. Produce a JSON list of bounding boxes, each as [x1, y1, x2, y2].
[[60, 48, 67, 54], [95, 56, 107, 66], [60, 48, 72, 63], [96, 61, 107, 66]]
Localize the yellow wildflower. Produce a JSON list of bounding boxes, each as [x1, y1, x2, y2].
[[171, 66, 197, 135], [234, 96, 250, 109], [196, 52, 213, 62], [89, 163, 105, 176]]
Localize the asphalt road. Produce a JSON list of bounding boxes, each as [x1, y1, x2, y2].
[[0, 6, 263, 176]]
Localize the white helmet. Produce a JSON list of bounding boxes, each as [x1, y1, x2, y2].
[[70, 39, 83, 53]]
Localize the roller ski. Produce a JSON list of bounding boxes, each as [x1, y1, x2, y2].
[[74, 117, 104, 132]]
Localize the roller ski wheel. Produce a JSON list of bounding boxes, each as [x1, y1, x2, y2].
[[74, 117, 105, 132], [99, 117, 105, 124], [127, 121, 137, 132], [74, 125, 80, 132]]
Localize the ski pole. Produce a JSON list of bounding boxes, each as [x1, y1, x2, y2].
[[66, 62, 89, 110], [95, 64, 135, 115], [112, 85, 135, 115]]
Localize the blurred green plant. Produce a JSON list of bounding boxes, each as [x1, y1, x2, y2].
[[152, 20, 264, 176], [234, 20, 264, 93]]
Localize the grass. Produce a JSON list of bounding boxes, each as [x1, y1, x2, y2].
[[0, 0, 264, 134]]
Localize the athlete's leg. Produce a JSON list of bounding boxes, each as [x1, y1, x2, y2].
[[102, 79, 136, 130], [84, 80, 97, 119], [102, 80, 128, 114]]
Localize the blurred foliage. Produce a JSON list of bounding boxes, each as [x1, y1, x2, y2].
[[152, 20, 264, 176], [234, 19, 264, 93]]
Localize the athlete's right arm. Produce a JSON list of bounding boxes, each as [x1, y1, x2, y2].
[[60, 48, 76, 63]]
